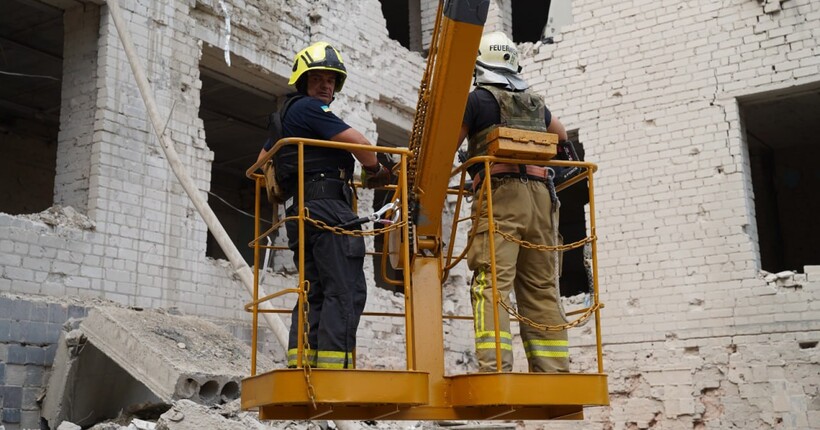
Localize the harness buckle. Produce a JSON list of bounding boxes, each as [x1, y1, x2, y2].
[[518, 164, 528, 184]]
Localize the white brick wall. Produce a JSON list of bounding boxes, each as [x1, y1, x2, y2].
[[517, 0, 820, 427], [484, 0, 512, 35], [54, 5, 101, 214]]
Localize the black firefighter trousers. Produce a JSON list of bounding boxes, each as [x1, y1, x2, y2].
[[285, 197, 367, 369]]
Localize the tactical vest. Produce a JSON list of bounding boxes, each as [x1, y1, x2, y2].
[[467, 84, 547, 159]]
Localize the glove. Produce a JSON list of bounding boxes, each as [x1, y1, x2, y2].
[[361, 163, 392, 189]]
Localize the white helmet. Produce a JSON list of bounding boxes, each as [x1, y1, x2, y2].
[[474, 32, 528, 90], [476, 31, 520, 74]]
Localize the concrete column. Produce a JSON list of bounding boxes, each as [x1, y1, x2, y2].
[[53, 5, 101, 214]]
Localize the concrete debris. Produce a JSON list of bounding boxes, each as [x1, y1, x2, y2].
[[83, 306, 273, 404], [85, 399, 369, 430], [563, 292, 591, 306], [20, 204, 96, 230], [155, 399, 272, 430], [39, 304, 505, 430], [761, 270, 795, 282], [126, 418, 157, 429], [760, 270, 802, 288], [89, 423, 136, 430], [42, 320, 166, 428], [42, 306, 275, 429], [74, 398, 498, 430]]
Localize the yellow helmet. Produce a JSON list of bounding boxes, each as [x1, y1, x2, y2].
[[288, 41, 347, 93], [476, 31, 520, 74]]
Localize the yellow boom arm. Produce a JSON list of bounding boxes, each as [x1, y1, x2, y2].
[[410, 1, 488, 246]]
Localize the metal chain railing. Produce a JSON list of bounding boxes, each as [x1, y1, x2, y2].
[[493, 230, 599, 330], [300, 279, 317, 409], [499, 299, 601, 331], [304, 214, 407, 237], [494, 230, 597, 252]]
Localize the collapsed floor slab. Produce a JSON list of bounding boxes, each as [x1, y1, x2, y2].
[[42, 306, 275, 428]]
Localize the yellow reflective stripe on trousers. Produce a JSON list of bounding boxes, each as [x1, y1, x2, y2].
[[475, 330, 513, 351], [523, 339, 569, 358], [472, 270, 488, 332], [316, 350, 353, 369], [287, 348, 317, 367], [476, 330, 512, 339], [476, 342, 513, 351]]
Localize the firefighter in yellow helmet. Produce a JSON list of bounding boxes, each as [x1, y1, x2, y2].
[[458, 31, 570, 373], [257, 41, 391, 369]]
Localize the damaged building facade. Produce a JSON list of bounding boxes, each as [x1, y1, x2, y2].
[[1, 0, 819, 429]]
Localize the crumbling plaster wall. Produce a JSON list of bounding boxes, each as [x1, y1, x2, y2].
[[516, 0, 820, 428]]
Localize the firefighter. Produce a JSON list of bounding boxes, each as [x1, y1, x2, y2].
[[458, 31, 570, 373], [257, 41, 390, 369]]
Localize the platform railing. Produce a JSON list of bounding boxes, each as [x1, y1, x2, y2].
[[241, 140, 609, 420], [245, 138, 413, 375], [245, 139, 605, 376]]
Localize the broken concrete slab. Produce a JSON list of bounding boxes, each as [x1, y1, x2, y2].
[[80, 307, 273, 405], [42, 306, 274, 429], [42, 320, 167, 429]]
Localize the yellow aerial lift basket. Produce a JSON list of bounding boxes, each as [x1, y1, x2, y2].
[[242, 136, 607, 421]]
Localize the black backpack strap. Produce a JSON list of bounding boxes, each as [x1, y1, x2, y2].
[[268, 94, 304, 141]]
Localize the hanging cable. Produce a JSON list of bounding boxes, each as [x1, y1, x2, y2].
[[204, 190, 274, 225], [0, 70, 60, 80]]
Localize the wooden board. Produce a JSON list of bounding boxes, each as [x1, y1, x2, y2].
[[487, 127, 558, 160]]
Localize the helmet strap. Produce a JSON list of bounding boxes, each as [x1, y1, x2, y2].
[[295, 77, 308, 94]]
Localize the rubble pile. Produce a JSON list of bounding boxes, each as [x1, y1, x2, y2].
[[76, 399, 326, 430], [39, 305, 513, 430], [20, 205, 96, 230], [69, 406, 509, 430]]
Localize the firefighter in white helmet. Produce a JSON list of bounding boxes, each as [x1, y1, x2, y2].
[[257, 41, 390, 369], [458, 31, 570, 373]]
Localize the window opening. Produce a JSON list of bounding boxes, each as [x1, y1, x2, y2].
[[511, 0, 551, 43], [0, 0, 63, 214], [741, 87, 820, 273], [199, 70, 276, 265], [558, 130, 588, 297], [379, 0, 422, 51]]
